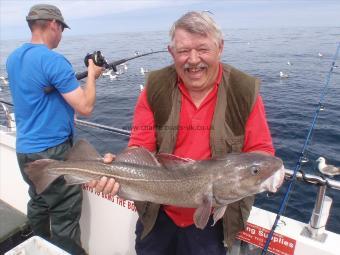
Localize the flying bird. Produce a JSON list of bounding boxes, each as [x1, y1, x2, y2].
[[316, 157, 340, 176]]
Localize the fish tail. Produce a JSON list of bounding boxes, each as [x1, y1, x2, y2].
[[24, 159, 59, 195]]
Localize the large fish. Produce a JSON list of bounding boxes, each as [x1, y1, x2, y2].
[[25, 139, 284, 229]]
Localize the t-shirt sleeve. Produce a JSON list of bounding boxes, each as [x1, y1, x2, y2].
[[243, 95, 275, 155], [44, 53, 79, 93], [128, 89, 157, 152]]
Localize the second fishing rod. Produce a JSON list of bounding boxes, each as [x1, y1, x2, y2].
[[261, 41, 340, 255]]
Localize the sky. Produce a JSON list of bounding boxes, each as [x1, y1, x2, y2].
[[0, 0, 340, 40]]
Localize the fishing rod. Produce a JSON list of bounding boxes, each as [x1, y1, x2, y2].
[[76, 49, 167, 80], [261, 42, 340, 255], [43, 49, 167, 93]]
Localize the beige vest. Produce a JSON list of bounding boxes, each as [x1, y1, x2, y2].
[[135, 64, 260, 247]]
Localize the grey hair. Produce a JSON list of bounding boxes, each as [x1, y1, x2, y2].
[[169, 11, 223, 48]]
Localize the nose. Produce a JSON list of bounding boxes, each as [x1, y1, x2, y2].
[[188, 49, 200, 64]]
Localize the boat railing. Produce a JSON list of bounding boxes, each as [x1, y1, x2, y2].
[[284, 169, 337, 242], [75, 119, 130, 137], [0, 98, 339, 242]]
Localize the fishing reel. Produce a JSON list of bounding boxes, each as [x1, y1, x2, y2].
[[84, 51, 108, 68]]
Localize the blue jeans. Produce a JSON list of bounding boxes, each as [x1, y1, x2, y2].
[[135, 209, 227, 255]]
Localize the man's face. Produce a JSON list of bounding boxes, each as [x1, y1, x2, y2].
[[169, 28, 223, 93]]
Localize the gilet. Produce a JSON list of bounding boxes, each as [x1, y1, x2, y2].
[[134, 63, 260, 247]]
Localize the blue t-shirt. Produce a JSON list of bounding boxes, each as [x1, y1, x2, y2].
[[6, 43, 79, 153]]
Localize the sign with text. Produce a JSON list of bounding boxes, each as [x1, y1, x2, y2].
[[236, 222, 296, 255]]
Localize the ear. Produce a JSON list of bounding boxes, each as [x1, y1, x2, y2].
[[168, 45, 175, 59], [218, 40, 224, 58], [49, 20, 58, 31]]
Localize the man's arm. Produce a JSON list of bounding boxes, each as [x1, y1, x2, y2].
[[62, 59, 102, 116]]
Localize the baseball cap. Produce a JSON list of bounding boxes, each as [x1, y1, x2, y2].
[[26, 4, 70, 29]]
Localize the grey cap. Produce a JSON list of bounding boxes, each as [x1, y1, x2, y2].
[[26, 4, 70, 29]]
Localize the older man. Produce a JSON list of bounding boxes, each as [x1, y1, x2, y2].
[[7, 4, 102, 254], [95, 11, 274, 255]]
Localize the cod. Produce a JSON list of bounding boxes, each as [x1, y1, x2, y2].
[[25, 139, 284, 229]]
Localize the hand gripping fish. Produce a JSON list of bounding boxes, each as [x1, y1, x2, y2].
[[25, 139, 285, 229]]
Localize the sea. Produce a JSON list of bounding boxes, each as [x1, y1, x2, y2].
[[0, 27, 339, 234]]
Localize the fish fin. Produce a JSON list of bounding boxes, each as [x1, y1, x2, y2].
[[65, 139, 102, 161], [116, 147, 161, 167], [24, 159, 59, 194], [193, 195, 212, 229], [156, 153, 195, 170], [212, 206, 227, 226], [64, 174, 98, 185]]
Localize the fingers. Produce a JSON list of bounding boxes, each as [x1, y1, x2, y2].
[[87, 180, 98, 188], [94, 176, 119, 196], [103, 178, 120, 196], [88, 59, 104, 79], [103, 153, 115, 163]]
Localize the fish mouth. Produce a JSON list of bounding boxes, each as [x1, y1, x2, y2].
[[261, 166, 285, 193]]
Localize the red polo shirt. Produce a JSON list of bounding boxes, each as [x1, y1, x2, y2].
[[128, 64, 274, 227]]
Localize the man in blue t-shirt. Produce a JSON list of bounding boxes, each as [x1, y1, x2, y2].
[[6, 4, 103, 254]]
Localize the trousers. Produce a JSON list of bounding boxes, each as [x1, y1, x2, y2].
[[135, 209, 227, 255], [17, 138, 86, 255]]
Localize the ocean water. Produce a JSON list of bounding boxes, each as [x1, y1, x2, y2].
[[0, 27, 339, 234]]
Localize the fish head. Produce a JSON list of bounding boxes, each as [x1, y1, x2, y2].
[[212, 153, 284, 205], [235, 153, 284, 193]]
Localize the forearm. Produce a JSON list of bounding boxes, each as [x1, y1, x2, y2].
[[62, 59, 102, 116], [82, 72, 96, 113]]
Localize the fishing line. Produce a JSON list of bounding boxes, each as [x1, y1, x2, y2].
[[261, 42, 340, 255]]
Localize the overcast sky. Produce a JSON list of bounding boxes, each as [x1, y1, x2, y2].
[[1, 0, 340, 40]]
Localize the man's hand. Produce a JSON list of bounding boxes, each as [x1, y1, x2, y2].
[[87, 153, 119, 196], [88, 59, 104, 79]]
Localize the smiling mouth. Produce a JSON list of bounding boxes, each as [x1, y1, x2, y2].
[[186, 67, 205, 73], [184, 63, 208, 74]]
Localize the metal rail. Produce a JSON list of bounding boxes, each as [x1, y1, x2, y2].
[[75, 119, 130, 137], [284, 169, 340, 190]]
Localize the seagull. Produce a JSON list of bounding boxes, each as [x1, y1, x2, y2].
[[287, 61, 292, 66], [102, 69, 117, 80], [140, 67, 149, 75], [318, 52, 323, 58], [279, 71, 289, 78], [316, 157, 340, 176], [0, 76, 9, 85]]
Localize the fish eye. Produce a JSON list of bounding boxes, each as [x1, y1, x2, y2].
[[251, 166, 260, 175]]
